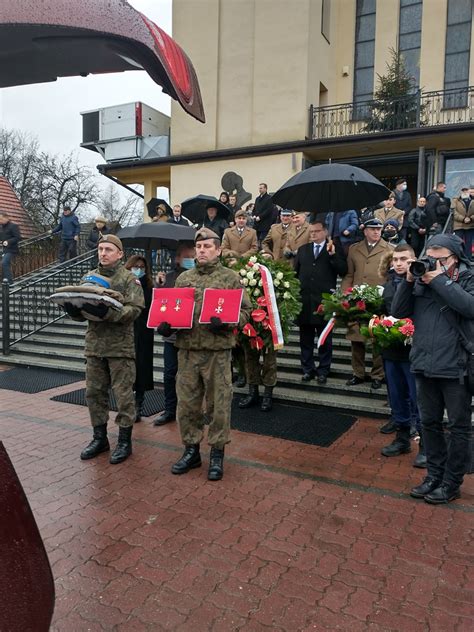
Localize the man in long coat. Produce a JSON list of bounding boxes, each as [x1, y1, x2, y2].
[[221, 210, 258, 261], [295, 220, 347, 383], [284, 211, 312, 263], [261, 209, 293, 261]]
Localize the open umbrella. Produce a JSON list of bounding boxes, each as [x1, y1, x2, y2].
[[147, 198, 172, 219], [272, 163, 390, 213], [117, 222, 196, 250], [181, 194, 231, 224]]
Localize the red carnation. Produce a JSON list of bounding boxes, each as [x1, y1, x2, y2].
[[399, 323, 415, 336], [381, 318, 393, 327], [344, 287, 353, 295], [316, 304, 325, 314], [341, 300, 350, 310], [251, 309, 267, 322], [356, 300, 366, 310]]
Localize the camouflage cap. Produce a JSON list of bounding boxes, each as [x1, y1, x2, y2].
[[98, 234, 123, 251], [195, 227, 221, 243]]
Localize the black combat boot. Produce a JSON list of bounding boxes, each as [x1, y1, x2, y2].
[[260, 386, 273, 412], [208, 447, 224, 481], [381, 425, 411, 457], [80, 425, 109, 460], [135, 391, 145, 423], [235, 374, 247, 388], [110, 426, 133, 464], [410, 476, 441, 499], [239, 385, 259, 408], [171, 445, 201, 474], [413, 436, 427, 468]]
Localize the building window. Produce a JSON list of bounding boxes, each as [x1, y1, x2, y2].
[[321, 0, 331, 43], [398, 0, 423, 88], [444, 155, 474, 198], [444, 0, 472, 108], [353, 0, 376, 116]]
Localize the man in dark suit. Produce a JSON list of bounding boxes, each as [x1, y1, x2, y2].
[[168, 204, 189, 226], [252, 183, 275, 243], [294, 220, 347, 383]]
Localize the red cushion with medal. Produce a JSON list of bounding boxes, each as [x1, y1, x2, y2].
[[147, 288, 196, 328], [199, 288, 244, 324]]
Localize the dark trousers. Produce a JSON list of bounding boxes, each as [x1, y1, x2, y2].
[[383, 359, 420, 431], [163, 341, 178, 415], [299, 323, 332, 376], [59, 239, 78, 263], [1, 252, 14, 284], [415, 375, 472, 488], [455, 229, 474, 261]]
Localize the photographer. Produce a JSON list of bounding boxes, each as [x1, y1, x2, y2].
[[391, 234, 474, 504]]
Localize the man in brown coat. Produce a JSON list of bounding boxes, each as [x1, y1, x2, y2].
[[374, 194, 404, 229], [341, 217, 392, 389], [283, 210, 311, 263], [452, 187, 474, 261], [221, 210, 258, 262], [261, 209, 293, 261]]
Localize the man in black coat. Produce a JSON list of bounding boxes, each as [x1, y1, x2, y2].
[[252, 183, 275, 242], [168, 204, 189, 226], [393, 178, 413, 241], [424, 182, 451, 234], [0, 211, 21, 284], [294, 220, 347, 383]]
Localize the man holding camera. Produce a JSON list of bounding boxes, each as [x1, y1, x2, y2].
[[391, 233, 474, 504]]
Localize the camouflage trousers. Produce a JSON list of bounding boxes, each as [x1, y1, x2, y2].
[[244, 345, 278, 387], [85, 356, 136, 428], [176, 348, 233, 449]]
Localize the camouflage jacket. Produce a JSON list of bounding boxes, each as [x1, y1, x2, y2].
[[78, 262, 144, 358], [175, 259, 251, 351]]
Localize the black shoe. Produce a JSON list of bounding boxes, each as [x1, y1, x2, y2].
[[80, 425, 110, 460], [239, 385, 259, 408], [301, 372, 315, 382], [410, 476, 442, 499], [381, 427, 411, 457], [317, 375, 327, 385], [260, 386, 273, 412], [371, 379, 382, 389], [208, 447, 224, 481], [153, 411, 176, 426], [110, 426, 133, 464], [346, 376, 364, 386], [171, 445, 201, 475], [379, 420, 397, 434], [135, 392, 145, 423], [424, 484, 461, 505], [235, 375, 247, 388]]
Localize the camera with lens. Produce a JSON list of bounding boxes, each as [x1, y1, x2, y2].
[[409, 255, 437, 278]]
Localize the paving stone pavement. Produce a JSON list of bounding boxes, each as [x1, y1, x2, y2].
[[0, 377, 473, 632]]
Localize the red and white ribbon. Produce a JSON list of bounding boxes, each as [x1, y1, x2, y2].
[[259, 264, 284, 350], [317, 316, 335, 349]]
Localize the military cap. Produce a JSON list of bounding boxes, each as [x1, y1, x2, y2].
[[195, 227, 221, 243], [292, 209, 307, 215], [280, 209, 292, 216], [363, 217, 383, 228], [234, 209, 247, 219], [98, 234, 123, 251]]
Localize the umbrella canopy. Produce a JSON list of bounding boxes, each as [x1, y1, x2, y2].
[[272, 163, 390, 213], [147, 198, 172, 219], [181, 195, 231, 224], [117, 222, 196, 250]]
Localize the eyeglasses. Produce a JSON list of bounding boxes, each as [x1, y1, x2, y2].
[[430, 255, 454, 265]]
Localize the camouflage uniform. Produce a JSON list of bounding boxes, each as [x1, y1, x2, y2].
[[175, 258, 251, 448], [244, 345, 278, 387], [74, 262, 144, 428]]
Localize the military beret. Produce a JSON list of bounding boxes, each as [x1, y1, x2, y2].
[[363, 217, 383, 228], [195, 227, 221, 243], [98, 234, 123, 251], [234, 209, 247, 219]]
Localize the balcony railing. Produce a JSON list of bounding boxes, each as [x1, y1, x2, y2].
[[310, 86, 474, 140]]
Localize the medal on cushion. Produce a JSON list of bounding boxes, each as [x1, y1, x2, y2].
[[160, 299, 168, 312], [215, 297, 224, 314], [174, 299, 182, 312]]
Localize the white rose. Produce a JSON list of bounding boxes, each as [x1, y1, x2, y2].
[[274, 279, 280, 287], [242, 278, 249, 286], [284, 281, 290, 288], [276, 272, 284, 280], [249, 279, 257, 286], [239, 269, 246, 276], [258, 279, 263, 287], [249, 256, 257, 263], [358, 284, 367, 290], [283, 291, 291, 299], [253, 288, 261, 296], [247, 271, 254, 279]]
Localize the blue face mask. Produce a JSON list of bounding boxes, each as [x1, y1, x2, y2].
[[131, 267, 145, 279], [181, 258, 195, 270]]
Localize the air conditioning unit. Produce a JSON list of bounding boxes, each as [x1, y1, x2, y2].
[[80, 102, 170, 162]]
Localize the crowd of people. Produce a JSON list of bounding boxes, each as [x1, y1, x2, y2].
[[51, 177, 473, 503]]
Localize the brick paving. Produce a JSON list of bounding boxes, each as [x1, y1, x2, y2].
[[0, 375, 473, 632]]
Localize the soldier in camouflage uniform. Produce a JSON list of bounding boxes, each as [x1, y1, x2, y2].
[[158, 228, 251, 481], [63, 234, 144, 464]]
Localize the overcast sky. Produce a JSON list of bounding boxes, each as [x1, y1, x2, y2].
[[0, 0, 172, 196]]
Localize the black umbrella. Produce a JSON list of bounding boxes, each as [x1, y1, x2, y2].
[[272, 163, 390, 213], [181, 194, 231, 224], [117, 222, 196, 250], [146, 198, 173, 219]]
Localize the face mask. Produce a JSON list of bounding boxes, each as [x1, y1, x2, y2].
[[461, 194, 470, 200], [131, 267, 145, 279], [401, 183, 407, 191], [181, 258, 195, 270]]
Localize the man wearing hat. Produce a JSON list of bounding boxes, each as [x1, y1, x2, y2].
[[341, 217, 391, 388], [382, 219, 406, 247], [221, 210, 258, 262], [86, 216, 113, 251], [391, 233, 474, 504], [283, 210, 312, 261], [63, 234, 145, 464], [158, 228, 252, 481], [261, 209, 293, 261]]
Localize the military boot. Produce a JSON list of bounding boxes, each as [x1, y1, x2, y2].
[[413, 436, 427, 468], [135, 391, 145, 423], [260, 386, 273, 412], [208, 447, 224, 481], [381, 425, 411, 457], [80, 425, 109, 460], [239, 385, 259, 408], [171, 445, 201, 475], [110, 426, 133, 464]]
